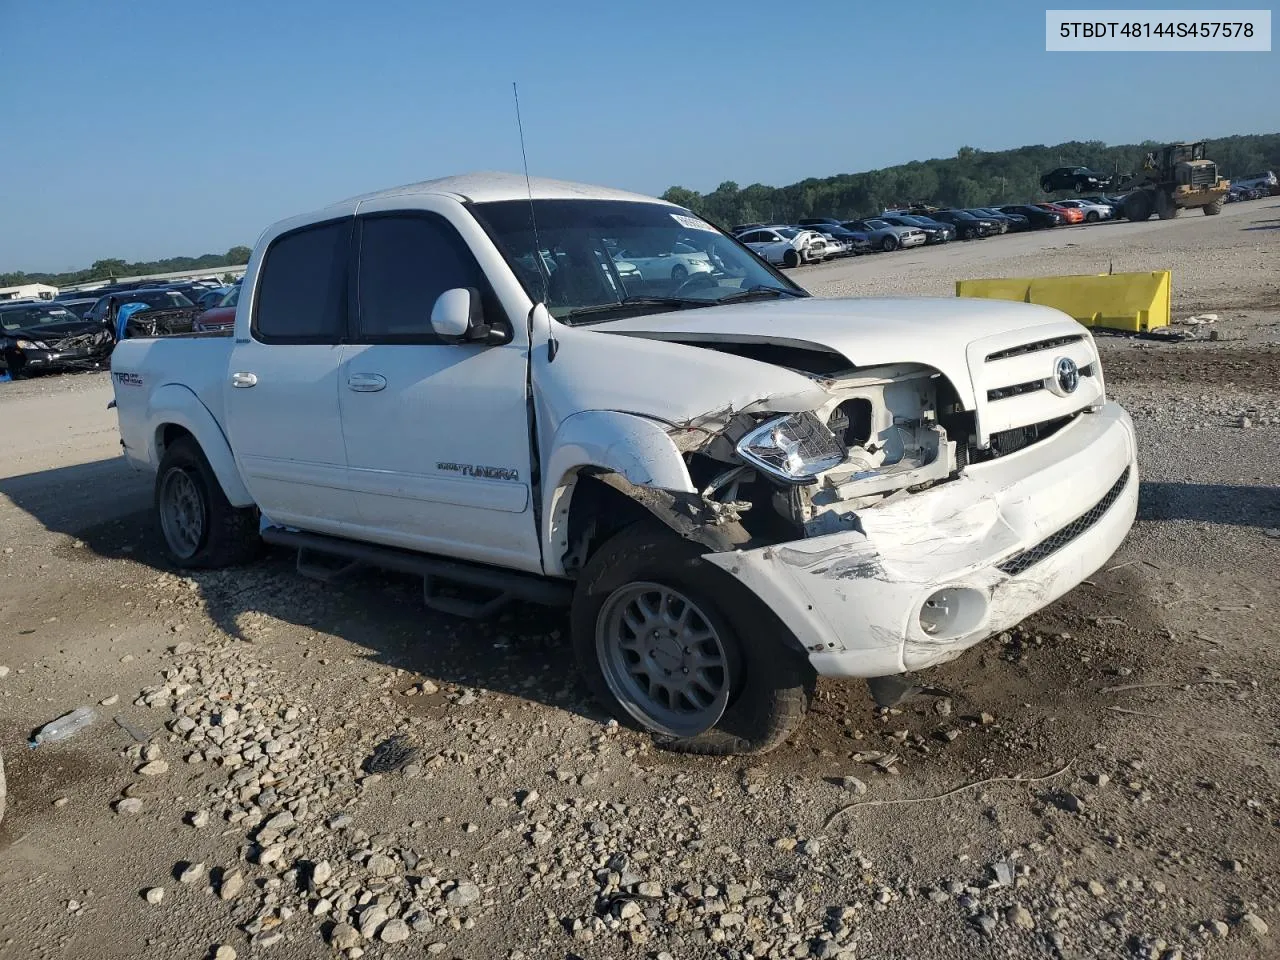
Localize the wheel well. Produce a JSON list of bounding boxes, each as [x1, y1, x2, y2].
[[561, 472, 653, 576], [157, 423, 195, 457]]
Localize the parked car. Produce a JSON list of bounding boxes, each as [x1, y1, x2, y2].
[[86, 288, 200, 339], [109, 171, 1137, 755], [57, 297, 101, 320], [840, 218, 926, 251], [1035, 202, 1084, 224], [736, 226, 827, 267], [996, 204, 1063, 229], [193, 286, 240, 334], [195, 286, 234, 311], [611, 242, 714, 282], [1052, 199, 1114, 222], [1230, 171, 1276, 193], [803, 224, 872, 255], [1, 300, 113, 377], [927, 210, 997, 240], [972, 208, 1029, 231], [877, 214, 954, 244], [1041, 166, 1115, 193], [731, 223, 767, 234], [797, 218, 843, 228], [963, 209, 1011, 234]]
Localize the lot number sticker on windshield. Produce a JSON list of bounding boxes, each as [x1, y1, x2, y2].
[[671, 213, 717, 233]]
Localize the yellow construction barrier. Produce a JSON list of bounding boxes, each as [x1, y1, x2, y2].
[[956, 270, 1170, 333]]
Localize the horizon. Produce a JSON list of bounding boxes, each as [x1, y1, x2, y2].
[[3, 0, 1276, 272]]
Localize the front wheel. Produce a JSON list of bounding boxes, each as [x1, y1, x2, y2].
[[782, 249, 801, 269], [880, 235, 898, 252], [572, 523, 814, 755], [1086, 211, 1099, 222], [155, 436, 260, 569], [1203, 198, 1224, 216], [670, 264, 688, 282]]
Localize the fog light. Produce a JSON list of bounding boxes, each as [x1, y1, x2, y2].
[[917, 587, 987, 640]]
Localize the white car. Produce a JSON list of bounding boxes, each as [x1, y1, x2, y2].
[[110, 172, 1137, 756], [804, 230, 851, 258], [735, 226, 826, 267], [612, 242, 713, 282], [1054, 199, 1114, 222]]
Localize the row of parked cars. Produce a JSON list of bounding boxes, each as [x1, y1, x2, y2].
[[728, 195, 1127, 266], [0, 278, 241, 379]]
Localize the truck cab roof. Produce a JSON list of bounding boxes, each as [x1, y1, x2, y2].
[[341, 172, 671, 207]]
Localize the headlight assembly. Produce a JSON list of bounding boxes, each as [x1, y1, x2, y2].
[[15, 339, 48, 350], [736, 412, 846, 485]]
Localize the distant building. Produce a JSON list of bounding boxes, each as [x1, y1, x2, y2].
[[0, 282, 58, 301]]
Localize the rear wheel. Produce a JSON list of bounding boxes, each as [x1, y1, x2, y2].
[[1155, 191, 1179, 220], [1203, 198, 1224, 216], [880, 234, 898, 252], [1075, 179, 1087, 193], [782, 249, 800, 269], [155, 437, 260, 569], [572, 523, 815, 755], [1086, 211, 1099, 222], [670, 264, 688, 282]]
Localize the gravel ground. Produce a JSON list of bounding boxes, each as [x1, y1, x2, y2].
[[1, 198, 1277, 960]]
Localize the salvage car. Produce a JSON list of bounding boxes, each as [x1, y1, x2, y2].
[[804, 224, 872, 256], [996, 204, 1063, 229], [1035, 202, 1084, 224], [1041, 166, 1114, 193], [840, 218, 926, 251], [612, 242, 714, 282], [193, 286, 240, 334], [926, 209, 997, 239], [110, 173, 1139, 755], [735, 226, 827, 267], [86, 288, 201, 339], [1052, 199, 1114, 222], [1, 301, 113, 377], [877, 214, 954, 244]]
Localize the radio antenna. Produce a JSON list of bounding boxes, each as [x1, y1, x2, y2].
[[512, 82, 547, 305]]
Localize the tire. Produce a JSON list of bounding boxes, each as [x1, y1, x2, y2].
[[1086, 211, 1099, 222], [1125, 193, 1153, 222], [4, 352, 26, 380], [880, 235, 898, 252], [670, 264, 688, 282], [961, 227, 973, 240], [571, 523, 815, 756], [1074, 179, 1087, 193], [1155, 191, 1179, 220], [154, 436, 260, 569], [782, 249, 800, 269], [1203, 198, 1224, 216]]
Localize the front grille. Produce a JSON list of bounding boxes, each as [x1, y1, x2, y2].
[[997, 466, 1131, 576], [988, 378, 1045, 402], [1190, 163, 1218, 186], [986, 334, 1085, 363]]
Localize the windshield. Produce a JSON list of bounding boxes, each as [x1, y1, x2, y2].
[[862, 219, 891, 229], [126, 291, 193, 309], [218, 287, 240, 308], [472, 199, 805, 324], [0, 305, 80, 332]]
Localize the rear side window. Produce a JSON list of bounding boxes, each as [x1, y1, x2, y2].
[[355, 213, 489, 342], [254, 218, 351, 343]]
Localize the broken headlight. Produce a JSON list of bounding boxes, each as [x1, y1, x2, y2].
[[735, 412, 845, 486]]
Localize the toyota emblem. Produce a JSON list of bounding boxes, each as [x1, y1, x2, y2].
[[1051, 356, 1080, 396]]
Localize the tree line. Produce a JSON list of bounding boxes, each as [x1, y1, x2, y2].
[[1, 246, 253, 289], [662, 133, 1280, 226]]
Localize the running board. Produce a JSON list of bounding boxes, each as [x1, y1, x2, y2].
[[261, 527, 571, 619]]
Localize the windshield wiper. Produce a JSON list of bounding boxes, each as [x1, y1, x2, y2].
[[559, 296, 710, 322], [714, 285, 805, 304]]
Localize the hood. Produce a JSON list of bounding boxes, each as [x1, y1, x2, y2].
[[590, 296, 1086, 409], [7, 320, 101, 341], [196, 306, 236, 326]]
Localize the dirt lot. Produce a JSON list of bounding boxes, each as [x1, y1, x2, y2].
[[1, 200, 1278, 960]]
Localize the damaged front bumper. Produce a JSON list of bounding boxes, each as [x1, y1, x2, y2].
[[704, 401, 1138, 678]]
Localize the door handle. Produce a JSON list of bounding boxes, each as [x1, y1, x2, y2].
[[231, 372, 257, 388], [347, 373, 387, 393]]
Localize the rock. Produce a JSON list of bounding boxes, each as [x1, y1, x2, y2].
[[99, 694, 119, 706], [144, 887, 165, 905], [1240, 913, 1269, 937], [114, 797, 143, 815], [1239, 415, 1252, 428], [262, 810, 294, 832], [990, 861, 1014, 886], [219, 869, 245, 900], [366, 853, 397, 878], [617, 900, 641, 920], [178, 862, 205, 884], [359, 905, 388, 938], [1208, 920, 1230, 938], [1086, 880, 1106, 898], [1092, 773, 1110, 787], [1006, 904, 1035, 930], [310, 860, 332, 888], [934, 698, 953, 716], [799, 839, 821, 857], [419, 679, 439, 694], [52, 797, 69, 808], [836, 777, 868, 795], [213, 947, 237, 960], [446, 880, 481, 907], [974, 914, 997, 936], [637, 881, 663, 898], [1053, 791, 1083, 813], [427, 944, 448, 955], [137, 760, 169, 776], [189, 810, 210, 829], [328, 812, 352, 830], [330, 923, 361, 950], [142, 744, 162, 761], [0, 666, 8, 678], [380, 919, 410, 943]]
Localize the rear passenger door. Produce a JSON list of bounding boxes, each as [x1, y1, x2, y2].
[[336, 200, 541, 573], [225, 214, 361, 533]]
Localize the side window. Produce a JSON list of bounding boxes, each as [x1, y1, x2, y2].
[[253, 218, 350, 344], [356, 213, 488, 342]]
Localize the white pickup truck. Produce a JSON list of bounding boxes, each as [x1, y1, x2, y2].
[[111, 173, 1138, 755]]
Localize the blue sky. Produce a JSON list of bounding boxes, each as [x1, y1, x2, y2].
[[2, 0, 1275, 272]]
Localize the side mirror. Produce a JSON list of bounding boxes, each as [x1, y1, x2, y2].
[[430, 287, 507, 345]]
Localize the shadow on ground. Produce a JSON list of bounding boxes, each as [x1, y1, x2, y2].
[[1138, 480, 1280, 528]]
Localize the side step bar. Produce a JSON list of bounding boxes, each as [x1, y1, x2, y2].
[[261, 526, 572, 619]]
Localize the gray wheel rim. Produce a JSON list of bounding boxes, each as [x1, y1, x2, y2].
[[596, 581, 730, 738], [159, 467, 204, 560]]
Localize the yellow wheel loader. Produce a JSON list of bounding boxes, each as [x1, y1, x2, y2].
[[1121, 142, 1230, 221]]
